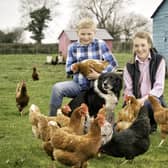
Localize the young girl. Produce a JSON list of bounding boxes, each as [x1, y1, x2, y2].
[[123, 31, 167, 133], [49, 17, 118, 116]]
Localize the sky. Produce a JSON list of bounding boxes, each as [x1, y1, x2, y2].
[[0, 0, 163, 43]]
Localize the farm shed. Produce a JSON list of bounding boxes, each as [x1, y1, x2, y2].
[[58, 29, 113, 60], [151, 0, 168, 63]]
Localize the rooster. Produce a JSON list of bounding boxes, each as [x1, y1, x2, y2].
[[16, 80, 29, 116], [73, 59, 109, 77], [115, 95, 141, 132], [148, 95, 168, 147], [32, 66, 39, 81], [50, 106, 105, 168]]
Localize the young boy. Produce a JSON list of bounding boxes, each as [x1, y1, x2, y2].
[[49, 17, 118, 116]]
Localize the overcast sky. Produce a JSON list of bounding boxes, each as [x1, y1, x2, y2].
[[0, 0, 163, 43]]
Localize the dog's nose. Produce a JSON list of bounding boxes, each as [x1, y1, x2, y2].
[[103, 81, 108, 89]]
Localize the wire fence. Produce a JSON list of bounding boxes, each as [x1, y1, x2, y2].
[[0, 43, 58, 55], [0, 41, 132, 55]]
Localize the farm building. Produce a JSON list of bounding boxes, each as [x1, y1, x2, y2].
[[151, 0, 168, 63], [58, 29, 113, 60]]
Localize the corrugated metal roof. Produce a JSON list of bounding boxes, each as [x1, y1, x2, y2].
[[58, 29, 113, 40]]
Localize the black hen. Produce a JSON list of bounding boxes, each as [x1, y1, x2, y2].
[[101, 105, 151, 161]]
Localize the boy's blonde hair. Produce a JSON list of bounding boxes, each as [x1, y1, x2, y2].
[[76, 17, 96, 32]]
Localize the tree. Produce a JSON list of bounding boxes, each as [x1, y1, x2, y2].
[[69, 0, 150, 41], [105, 12, 123, 40], [72, 0, 133, 28], [19, 0, 59, 25], [26, 6, 51, 43], [121, 13, 151, 41], [19, 0, 59, 43], [0, 28, 24, 43]]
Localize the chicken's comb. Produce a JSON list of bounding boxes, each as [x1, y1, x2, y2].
[[80, 103, 88, 114], [62, 104, 71, 114], [125, 95, 136, 104], [125, 95, 130, 102]]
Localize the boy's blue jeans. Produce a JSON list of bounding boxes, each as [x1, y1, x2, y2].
[[49, 81, 83, 116]]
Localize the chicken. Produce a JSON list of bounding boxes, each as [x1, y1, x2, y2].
[[115, 95, 141, 132], [148, 95, 168, 147], [50, 107, 105, 168], [101, 105, 151, 163], [29, 104, 42, 138], [29, 104, 70, 139], [47, 114, 70, 128], [16, 80, 29, 116], [73, 59, 109, 77], [37, 115, 71, 142], [56, 103, 88, 135], [43, 103, 88, 160], [32, 66, 39, 80]]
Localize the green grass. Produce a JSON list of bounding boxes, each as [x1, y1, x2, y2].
[[0, 53, 168, 168]]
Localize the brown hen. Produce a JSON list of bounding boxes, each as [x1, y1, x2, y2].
[[29, 104, 70, 139], [73, 59, 109, 77], [115, 96, 141, 132], [50, 107, 105, 168], [148, 95, 168, 147], [16, 80, 29, 116], [43, 103, 88, 160]]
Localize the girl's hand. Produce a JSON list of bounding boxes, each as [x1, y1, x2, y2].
[[137, 95, 149, 106]]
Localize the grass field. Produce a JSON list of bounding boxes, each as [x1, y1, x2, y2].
[[0, 53, 168, 168]]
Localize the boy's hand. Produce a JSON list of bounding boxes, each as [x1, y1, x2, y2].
[[71, 63, 78, 73], [87, 68, 100, 80]]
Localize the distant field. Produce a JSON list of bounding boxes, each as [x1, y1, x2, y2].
[[0, 54, 168, 168]]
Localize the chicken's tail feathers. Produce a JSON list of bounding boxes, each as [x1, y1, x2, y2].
[[48, 120, 60, 129], [29, 104, 41, 114]]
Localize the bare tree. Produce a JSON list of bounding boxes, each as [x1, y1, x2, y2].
[[121, 13, 151, 41], [71, 0, 133, 28], [106, 12, 123, 40], [69, 0, 151, 42]]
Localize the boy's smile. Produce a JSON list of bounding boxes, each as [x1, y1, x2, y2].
[[78, 28, 95, 45]]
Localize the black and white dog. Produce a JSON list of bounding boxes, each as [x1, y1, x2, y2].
[[66, 72, 123, 122]]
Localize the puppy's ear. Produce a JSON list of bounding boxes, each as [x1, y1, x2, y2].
[[114, 76, 122, 99]]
